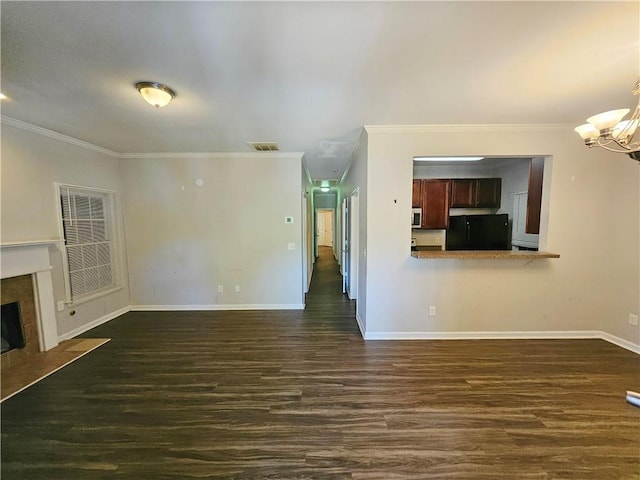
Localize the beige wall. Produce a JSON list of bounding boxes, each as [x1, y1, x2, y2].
[[341, 128, 368, 330], [302, 164, 314, 293], [362, 125, 639, 349], [120, 154, 304, 308], [1, 123, 130, 337]]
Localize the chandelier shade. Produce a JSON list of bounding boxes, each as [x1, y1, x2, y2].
[[575, 80, 640, 161]]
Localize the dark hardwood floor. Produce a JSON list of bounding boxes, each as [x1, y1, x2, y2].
[[2, 246, 639, 479]]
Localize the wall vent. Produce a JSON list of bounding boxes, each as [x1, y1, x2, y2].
[[248, 142, 279, 152]]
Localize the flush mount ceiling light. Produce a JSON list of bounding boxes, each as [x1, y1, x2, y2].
[[414, 156, 484, 162], [135, 81, 176, 108], [574, 79, 640, 161]]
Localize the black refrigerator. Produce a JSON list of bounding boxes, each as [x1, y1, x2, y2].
[[445, 214, 510, 250]]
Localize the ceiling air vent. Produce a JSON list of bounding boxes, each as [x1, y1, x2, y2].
[[248, 142, 279, 152]]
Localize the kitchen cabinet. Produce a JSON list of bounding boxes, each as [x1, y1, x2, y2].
[[421, 179, 450, 229], [450, 179, 475, 207], [525, 158, 544, 234], [412, 179, 422, 208], [450, 178, 501, 208]]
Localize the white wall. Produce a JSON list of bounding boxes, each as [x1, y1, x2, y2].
[[495, 158, 531, 219], [363, 125, 639, 350], [120, 153, 304, 309], [302, 164, 314, 294], [1, 123, 130, 337], [341, 128, 368, 331]]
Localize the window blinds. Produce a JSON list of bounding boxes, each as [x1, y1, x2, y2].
[[60, 186, 114, 300]]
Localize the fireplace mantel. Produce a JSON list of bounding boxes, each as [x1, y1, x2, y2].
[[1, 241, 62, 351]]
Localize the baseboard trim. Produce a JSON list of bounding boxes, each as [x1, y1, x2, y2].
[[130, 304, 305, 311], [600, 332, 640, 354], [58, 306, 130, 341], [362, 329, 639, 354], [363, 330, 602, 341], [355, 312, 365, 338]]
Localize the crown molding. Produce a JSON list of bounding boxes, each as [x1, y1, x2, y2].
[[364, 124, 576, 134], [1, 115, 119, 157], [118, 151, 304, 160], [1, 116, 303, 160]]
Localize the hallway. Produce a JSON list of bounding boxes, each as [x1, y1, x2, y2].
[[303, 246, 356, 328]]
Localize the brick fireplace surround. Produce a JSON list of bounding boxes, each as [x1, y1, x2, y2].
[[1, 242, 60, 367]]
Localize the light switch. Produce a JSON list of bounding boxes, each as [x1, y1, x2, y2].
[[285, 217, 294, 224], [288, 242, 296, 250]]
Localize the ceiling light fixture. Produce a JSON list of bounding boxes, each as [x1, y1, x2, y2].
[[575, 79, 640, 161], [414, 156, 484, 162], [135, 81, 176, 108], [320, 187, 330, 192]]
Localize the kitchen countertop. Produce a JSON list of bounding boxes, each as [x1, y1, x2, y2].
[[411, 250, 560, 259]]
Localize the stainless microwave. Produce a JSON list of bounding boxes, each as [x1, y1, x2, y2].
[[411, 208, 422, 228]]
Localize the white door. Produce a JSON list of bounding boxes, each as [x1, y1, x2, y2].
[[341, 199, 349, 294], [317, 210, 333, 247], [317, 211, 326, 246], [349, 192, 359, 300]]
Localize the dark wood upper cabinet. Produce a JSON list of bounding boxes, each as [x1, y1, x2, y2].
[[525, 158, 544, 234], [475, 178, 502, 208], [421, 179, 450, 229], [450, 178, 501, 208], [450, 179, 475, 207], [412, 179, 422, 208]]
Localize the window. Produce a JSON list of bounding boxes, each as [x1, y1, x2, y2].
[[58, 185, 119, 302]]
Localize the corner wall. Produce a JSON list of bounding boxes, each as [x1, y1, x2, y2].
[[363, 125, 639, 350], [341, 128, 368, 331], [1, 123, 130, 338], [120, 153, 304, 309]]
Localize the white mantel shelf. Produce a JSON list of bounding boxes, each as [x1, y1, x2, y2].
[[0, 241, 60, 351], [411, 250, 560, 259]]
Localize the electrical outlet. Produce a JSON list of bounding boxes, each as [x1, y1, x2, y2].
[[429, 306, 436, 317], [235, 285, 240, 292], [56, 301, 65, 312], [217, 285, 223, 293], [629, 313, 639, 327]]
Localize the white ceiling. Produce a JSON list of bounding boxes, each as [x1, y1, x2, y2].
[[1, 1, 638, 180]]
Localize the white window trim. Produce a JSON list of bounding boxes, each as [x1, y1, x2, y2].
[[54, 182, 124, 306]]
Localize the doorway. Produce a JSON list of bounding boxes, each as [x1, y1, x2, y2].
[[316, 209, 334, 247], [341, 189, 359, 300]]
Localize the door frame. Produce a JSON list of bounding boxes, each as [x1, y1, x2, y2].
[[341, 197, 349, 294]]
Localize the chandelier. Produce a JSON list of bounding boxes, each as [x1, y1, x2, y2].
[[574, 79, 640, 161]]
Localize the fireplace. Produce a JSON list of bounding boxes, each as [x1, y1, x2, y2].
[[0, 274, 42, 369], [0, 242, 60, 358]]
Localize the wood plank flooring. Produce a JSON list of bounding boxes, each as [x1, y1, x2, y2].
[[1, 247, 639, 479], [1, 338, 110, 401]]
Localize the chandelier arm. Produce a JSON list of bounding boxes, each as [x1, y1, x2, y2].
[[615, 104, 640, 142], [593, 139, 635, 154]]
